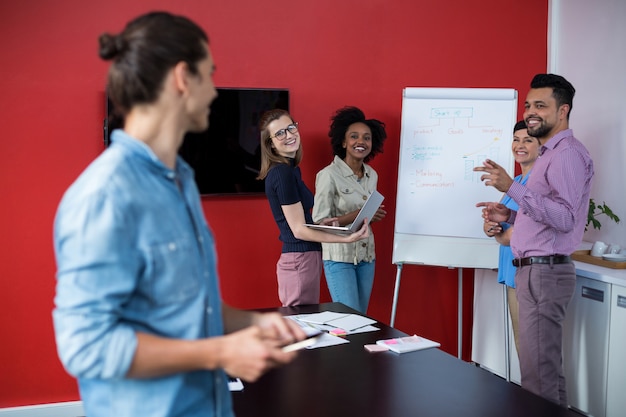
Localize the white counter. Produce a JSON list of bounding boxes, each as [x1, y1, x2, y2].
[[574, 240, 626, 287], [574, 261, 626, 287]]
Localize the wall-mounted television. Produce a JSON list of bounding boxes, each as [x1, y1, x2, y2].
[[104, 87, 290, 196]]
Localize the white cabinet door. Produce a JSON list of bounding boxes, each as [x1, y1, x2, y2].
[[472, 269, 506, 378], [471, 269, 521, 382], [563, 276, 611, 417], [607, 285, 626, 417]]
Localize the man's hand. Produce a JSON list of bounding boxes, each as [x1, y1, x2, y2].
[[473, 159, 514, 192], [483, 220, 502, 237], [217, 323, 302, 382], [476, 202, 511, 223], [252, 312, 307, 345]]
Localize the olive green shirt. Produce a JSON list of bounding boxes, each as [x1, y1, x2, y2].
[[313, 156, 377, 264]]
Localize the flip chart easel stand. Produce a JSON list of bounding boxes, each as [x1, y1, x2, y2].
[[390, 263, 464, 359], [390, 87, 517, 361], [504, 284, 512, 382]]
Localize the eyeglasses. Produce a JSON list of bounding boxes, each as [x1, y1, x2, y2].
[[269, 122, 299, 141]]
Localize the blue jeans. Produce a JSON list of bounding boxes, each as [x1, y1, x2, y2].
[[323, 260, 375, 314]]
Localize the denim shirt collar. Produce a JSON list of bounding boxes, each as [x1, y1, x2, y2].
[[110, 129, 193, 182]]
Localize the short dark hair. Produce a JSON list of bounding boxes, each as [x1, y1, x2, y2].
[[99, 11, 209, 115], [530, 73, 576, 119], [328, 106, 386, 163], [513, 120, 527, 133]]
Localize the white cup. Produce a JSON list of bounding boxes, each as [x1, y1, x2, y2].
[[608, 244, 622, 254], [590, 241, 608, 257]]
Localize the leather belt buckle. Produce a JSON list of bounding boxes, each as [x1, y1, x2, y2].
[[512, 255, 571, 267]]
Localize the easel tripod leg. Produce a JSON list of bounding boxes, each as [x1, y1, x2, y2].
[[390, 264, 403, 327]]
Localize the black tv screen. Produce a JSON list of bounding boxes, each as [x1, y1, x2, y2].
[[104, 87, 289, 196]]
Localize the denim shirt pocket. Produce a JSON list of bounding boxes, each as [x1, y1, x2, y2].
[[144, 236, 201, 305]]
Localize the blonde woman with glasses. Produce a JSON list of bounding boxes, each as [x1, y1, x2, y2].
[[258, 109, 368, 306]]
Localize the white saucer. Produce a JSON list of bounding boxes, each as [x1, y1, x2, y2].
[[602, 254, 626, 262]]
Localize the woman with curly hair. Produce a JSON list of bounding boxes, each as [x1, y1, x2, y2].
[[313, 106, 387, 313]]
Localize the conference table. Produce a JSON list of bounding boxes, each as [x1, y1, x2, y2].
[[232, 302, 581, 417]]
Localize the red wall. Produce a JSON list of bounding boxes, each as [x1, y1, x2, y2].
[[0, 0, 547, 407]]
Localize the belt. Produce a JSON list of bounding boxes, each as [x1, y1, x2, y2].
[[512, 255, 572, 267]]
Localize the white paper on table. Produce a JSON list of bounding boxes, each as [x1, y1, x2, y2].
[[295, 311, 377, 331], [326, 314, 376, 331], [309, 332, 350, 349], [286, 316, 350, 349], [295, 311, 347, 325], [349, 325, 379, 334]]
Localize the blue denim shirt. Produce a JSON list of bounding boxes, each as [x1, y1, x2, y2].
[[53, 130, 233, 417]]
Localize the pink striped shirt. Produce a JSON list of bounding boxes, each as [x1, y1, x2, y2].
[[508, 129, 594, 258]]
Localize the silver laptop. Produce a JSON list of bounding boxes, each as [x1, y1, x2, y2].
[[305, 190, 384, 235]]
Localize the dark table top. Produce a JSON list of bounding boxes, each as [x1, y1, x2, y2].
[[232, 302, 581, 417]]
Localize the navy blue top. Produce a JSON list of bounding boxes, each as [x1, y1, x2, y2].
[[265, 160, 321, 253]]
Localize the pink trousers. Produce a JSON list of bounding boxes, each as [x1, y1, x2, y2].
[[276, 251, 322, 306]]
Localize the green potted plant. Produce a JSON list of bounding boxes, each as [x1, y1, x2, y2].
[[586, 198, 620, 231]]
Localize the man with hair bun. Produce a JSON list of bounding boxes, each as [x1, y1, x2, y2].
[[52, 11, 305, 417]]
